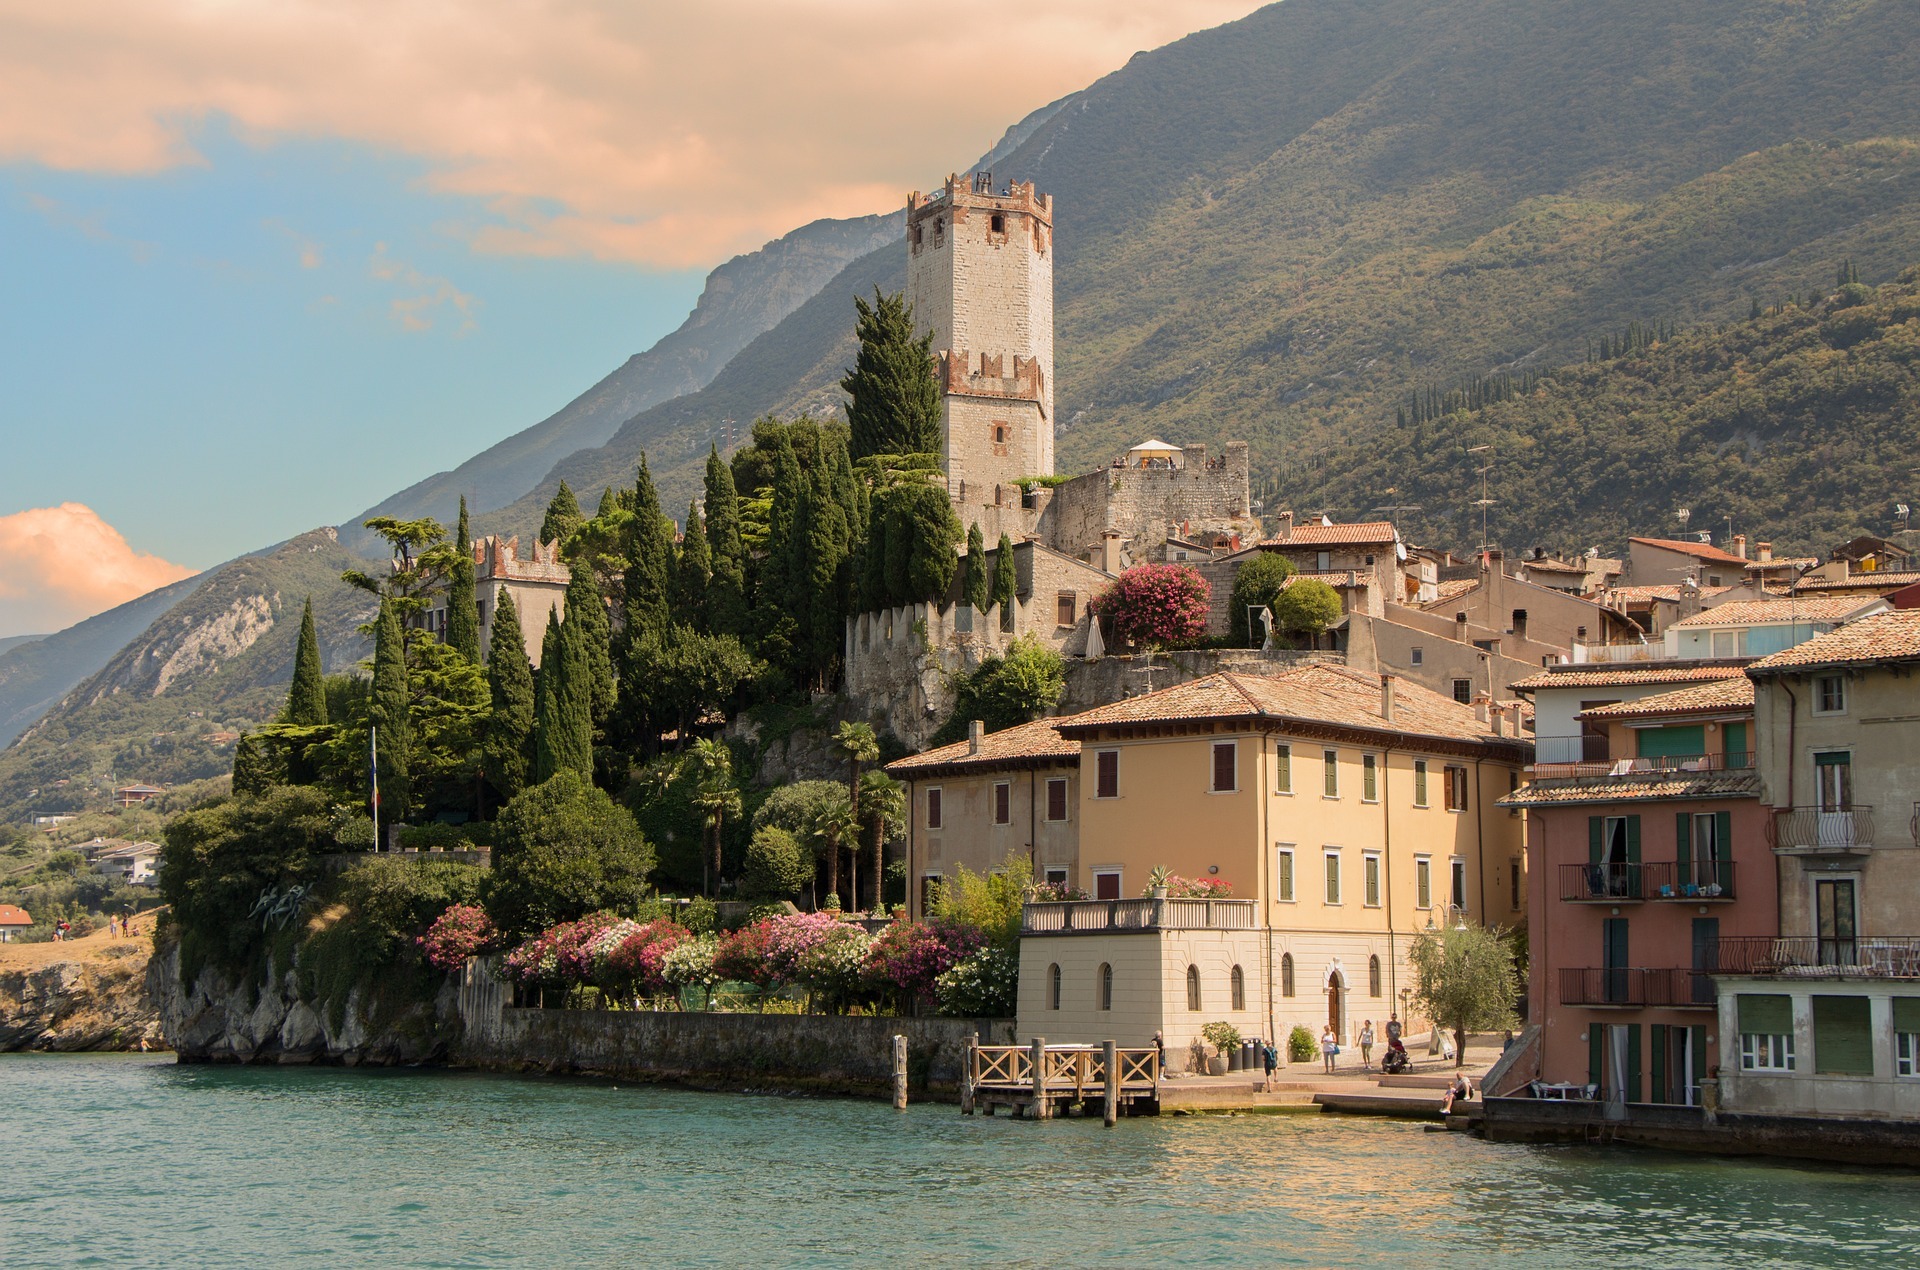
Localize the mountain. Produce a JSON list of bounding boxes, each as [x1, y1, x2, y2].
[[344, 212, 906, 552], [476, 0, 1920, 543], [0, 529, 374, 823], [0, 574, 210, 748], [0, 636, 44, 657]]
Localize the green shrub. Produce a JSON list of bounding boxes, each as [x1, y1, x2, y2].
[[488, 770, 655, 937], [159, 786, 334, 973], [1288, 1025, 1318, 1063], [1228, 554, 1298, 646], [1200, 1021, 1242, 1053], [740, 825, 809, 900]]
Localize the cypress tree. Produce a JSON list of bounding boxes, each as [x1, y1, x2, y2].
[[804, 476, 850, 685], [621, 454, 673, 647], [991, 532, 1017, 612], [963, 522, 990, 611], [368, 595, 411, 817], [534, 609, 591, 782], [674, 499, 712, 632], [595, 486, 618, 518], [564, 566, 616, 731], [540, 480, 584, 549], [704, 447, 748, 638], [446, 496, 482, 662], [285, 596, 328, 725], [484, 588, 535, 802], [841, 288, 941, 460]]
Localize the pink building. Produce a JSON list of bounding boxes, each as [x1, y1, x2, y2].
[[1503, 676, 1777, 1104]]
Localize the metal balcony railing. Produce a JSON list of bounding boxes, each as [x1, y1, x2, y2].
[[1714, 936, 1920, 978], [1558, 967, 1715, 1008], [1560, 861, 1735, 903], [1769, 806, 1874, 850], [1531, 751, 1755, 781]]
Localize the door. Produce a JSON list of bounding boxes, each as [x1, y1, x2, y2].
[[1326, 976, 1344, 1041], [1604, 917, 1630, 1004], [1815, 752, 1854, 847], [1691, 918, 1719, 1005], [1816, 878, 1858, 966]]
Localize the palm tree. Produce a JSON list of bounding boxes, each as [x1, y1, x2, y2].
[[835, 722, 880, 909], [689, 737, 741, 898], [805, 783, 857, 909], [858, 769, 906, 916]]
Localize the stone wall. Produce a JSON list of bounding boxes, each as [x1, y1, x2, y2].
[[1040, 443, 1255, 561]]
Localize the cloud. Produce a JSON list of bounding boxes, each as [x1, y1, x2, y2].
[[0, 503, 198, 638], [24, 190, 155, 261], [369, 242, 480, 333], [0, 1, 1267, 268], [265, 218, 323, 269]]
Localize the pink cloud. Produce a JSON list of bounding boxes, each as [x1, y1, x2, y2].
[[0, 503, 198, 638], [0, 1, 1267, 268]]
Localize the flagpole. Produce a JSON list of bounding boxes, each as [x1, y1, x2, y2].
[[371, 724, 380, 853]]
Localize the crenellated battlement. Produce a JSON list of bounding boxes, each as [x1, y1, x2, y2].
[[940, 350, 1046, 408]]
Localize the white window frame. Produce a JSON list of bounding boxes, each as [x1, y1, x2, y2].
[[1740, 1032, 1796, 1072], [1044, 777, 1069, 823], [1093, 868, 1123, 901], [1361, 752, 1379, 803], [1898, 1031, 1920, 1079], [1324, 849, 1342, 906], [1043, 866, 1069, 887], [1813, 674, 1847, 716], [1411, 646, 1424, 666], [1415, 856, 1433, 910], [1210, 740, 1238, 794], [1451, 857, 1468, 911], [1363, 852, 1381, 908], [1444, 764, 1469, 813], [1413, 759, 1429, 808], [1323, 749, 1340, 799], [1275, 742, 1293, 795], [1274, 846, 1296, 903], [1094, 750, 1120, 799]]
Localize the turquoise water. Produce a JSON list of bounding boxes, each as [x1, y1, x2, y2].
[[3, 1054, 1919, 1267]]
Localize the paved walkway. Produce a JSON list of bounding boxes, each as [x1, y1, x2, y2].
[[1158, 1038, 1505, 1113]]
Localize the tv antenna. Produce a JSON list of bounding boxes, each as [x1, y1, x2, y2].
[[1466, 445, 1495, 554], [1676, 508, 1691, 528]]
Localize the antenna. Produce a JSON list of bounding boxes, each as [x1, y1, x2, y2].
[[1676, 508, 1691, 528], [1466, 445, 1495, 555]]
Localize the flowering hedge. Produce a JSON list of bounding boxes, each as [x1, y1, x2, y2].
[[933, 945, 1018, 1017], [600, 919, 688, 996], [417, 904, 497, 972], [866, 918, 984, 1007], [1141, 875, 1234, 899], [1090, 564, 1211, 648]]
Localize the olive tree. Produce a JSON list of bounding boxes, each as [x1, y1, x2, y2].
[[1406, 923, 1520, 1067]]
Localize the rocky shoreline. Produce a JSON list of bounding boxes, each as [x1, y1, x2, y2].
[[1, 947, 161, 1051]]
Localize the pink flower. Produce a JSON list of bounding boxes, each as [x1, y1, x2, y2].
[[1091, 564, 1211, 647], [418, 904, 497, 972]]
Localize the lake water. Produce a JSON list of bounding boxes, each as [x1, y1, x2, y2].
[[3, 1054, 1918, 1267]]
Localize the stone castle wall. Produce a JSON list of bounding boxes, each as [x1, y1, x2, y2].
[[1040, 442, 1254, 561]]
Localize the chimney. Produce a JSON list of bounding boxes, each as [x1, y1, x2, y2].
[[1102, 530, 1124, 574], [1491, 703, 1507, 737], [1733, 534, 1748, 560], [1473, 693, 1491, 725], [1454, 611, 1470, 642], [1511, 608, 1529, 642], [1380, 674, 1397, 722], [1276, 511, 1295, 540], [1758, 542, 1774, 563], [968, 719, 985, 755]]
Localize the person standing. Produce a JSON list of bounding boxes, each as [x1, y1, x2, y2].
[[1262, 1038, 1278, 1086], [1359, 1020, 1375, 1069], [1385, 1014, 1402, 1045], [1320, 1025, 1339, 1073]]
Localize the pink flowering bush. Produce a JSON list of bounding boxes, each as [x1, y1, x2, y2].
[[864, 918, 985, 1008], [1091, 564, 1211, 648], [503, 912, 622, 987], [417, 904, 497, 972], [600, 919, 687, 997]]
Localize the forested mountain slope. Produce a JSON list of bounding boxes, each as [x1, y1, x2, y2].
[[482, 0, 1920, 541]]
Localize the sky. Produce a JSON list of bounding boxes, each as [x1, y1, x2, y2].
[[0, 0, 1267, 639]]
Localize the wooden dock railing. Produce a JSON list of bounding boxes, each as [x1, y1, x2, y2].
[[963, 1035, 1160, 1124]]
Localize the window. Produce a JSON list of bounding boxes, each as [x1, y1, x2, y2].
[[1413, 760, 1429, 807], [1325, 851, 1342, 905], [1095, 750, 1119, 798], [1098, 963, 1112, 1011], [1710, 630, 1741, 659], [1362, 754, 1378, 802], [1316, 550, 1332, 572], [1275, 847, 1295, 902], [992, 422, 1008, 444], [1231, 965, 1246, 1012], [1444, 765, 1469, 812], [1451, 858, 1468, 910], [1511, 860, 1523, 910], [1045, 778, 1068, 822], [1707, 574, 1723, 588], [1212, 741, 1237, 793], [1047, 963, 1061, 1010], [1368, 955, 1382, 998], [990, 212, 1005, 234], [1281, 953, 1295, 997], [1815, 752, 1853, 812], [1275, 743, 1292, 793], [1813, 996, 1873, 1075], [1416, 857, 1432, 909], [926, 788, 943, 829], [1094, 870, 1121, 901], [993, 781, 1011, 825], [911, 223, 923, 247], [1814, 674, 1847, 715], [1897, 999, 1920, 1077], [1186, 965, 1202, 1012], [1452, 679, 1473, 704], [1323, 749, 1340, 798], [1738, 994, 1795, 1071], [1364, 854, 1381, 907], [1056, 591, 1077, 627], [1043, 866, 1068, 886], [1411, 646, 1424, 666]]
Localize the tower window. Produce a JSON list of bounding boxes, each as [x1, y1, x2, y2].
[[911, 223, 923, 247], [990, 213, 1005, 234], [993, 424, 1008, 444]]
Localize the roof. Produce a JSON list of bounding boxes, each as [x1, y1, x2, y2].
[[0, 904, 30, 927], [1746, 556, 1819, 572], [1126, 439, 1182, 453], [1424, 578, 1478, 607], [1670, 596, 1878, 628], [886, 716, 1078, 777], [1500, 771, 1761, 808], [1793, 570, 1920, 593], [1508, 663, 1750, 693], [1054, 665, 1523, 752], [1630, 536, 1752, 566], [115, 784, 165, 795], [1521, 558, 1590, 575], [1262, 521, 1399, 547], [1746, 609, 1920, 674], [1577, 677, 1754, 720], [1604, 583, 1734, 604]]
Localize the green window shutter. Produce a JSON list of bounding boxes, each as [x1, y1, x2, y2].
[[1675, 813, 1691, 872], [1626, 816, 1641, 865], [1813, 996, 1873, 1075], [1724, 722, 1747, 758], [1893, 997, 1920, 1033], [1690, 1026, 1709, 1087], [1651, 1024, 1668, 1103], [1638, 725, 1706, 759], [1739, 993, 1793, 1034], [1714, 812, 1732, 889], [1589, 1026, 1604, 1087], [1589, 816, 1604, 865], [1626, 1024, 1642, 1103]]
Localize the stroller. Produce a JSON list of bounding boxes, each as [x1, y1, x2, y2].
[[1380, 1038, 1412, 1075]]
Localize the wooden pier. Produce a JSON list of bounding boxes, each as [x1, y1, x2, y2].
[[962, 1036, 1160, 1122]]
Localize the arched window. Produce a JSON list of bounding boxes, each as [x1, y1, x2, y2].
[[1098, 963, 1113, 1011], [1048, 963, 1061, 1011], [1281, 953, 1296, 998], [1231, 964, 1246, 1012], [1368, 955, 1382, 998], [1186, 965, 1202, 1012]]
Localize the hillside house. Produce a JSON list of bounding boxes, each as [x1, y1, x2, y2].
[[0, 904, 31, 941]]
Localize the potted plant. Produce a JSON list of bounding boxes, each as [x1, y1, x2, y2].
[[1202, 1021, 1241, 1074], [1146, 865, 1172, 900]]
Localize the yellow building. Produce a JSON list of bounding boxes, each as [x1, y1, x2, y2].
[[1019, 665, 1531, 1066]]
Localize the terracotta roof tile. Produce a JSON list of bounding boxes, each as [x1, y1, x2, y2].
[[1745, 609, 1920, 673], [1604, 583, 1735, 604], [1578, 678, 1754, 719], [1261, 521, 1399, 547], [1670, 596, 1879, 628], [1630, 536, 1752, 566], [886, 717, 1078, 776], [1508, 663, 1749, 692], [0, 904, 31, 927], [1793, 570, 1920, 592], [1422, 578, 1480, 608], [1500, 771, 1761, 807]]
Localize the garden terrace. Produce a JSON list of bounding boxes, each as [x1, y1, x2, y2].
[[1022, 897, 1256, 935]]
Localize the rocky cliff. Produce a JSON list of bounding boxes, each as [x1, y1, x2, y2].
[[0, 949, 161, 1051]]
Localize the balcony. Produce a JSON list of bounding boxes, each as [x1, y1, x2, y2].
[[1558, 967, 1715, 1008], [1531, 751, 1755, 782], [1571, 641, 1678, 664], [1714, 935, 1920, 978], [1021, 897, 1256, 935], [1769, 806, 1875, 851], [1559, 861, 1735, 904]]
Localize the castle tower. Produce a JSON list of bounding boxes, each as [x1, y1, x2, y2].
[[906, 172, 1054, 519]]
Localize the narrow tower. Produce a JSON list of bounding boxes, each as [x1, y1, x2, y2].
[[905, 172, 1054, 519]]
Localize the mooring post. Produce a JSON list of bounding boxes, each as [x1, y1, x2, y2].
[[1030, 1036, 1050, 1120], [893, 1034, 909, 1111], [961, 1031, 977, 1115], [1103, 1039, 1119, 1127]]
